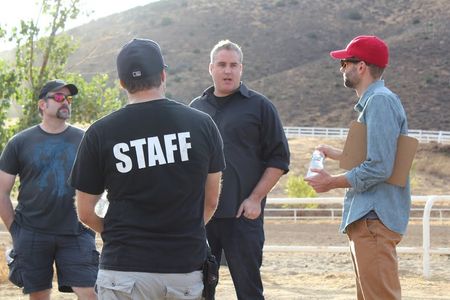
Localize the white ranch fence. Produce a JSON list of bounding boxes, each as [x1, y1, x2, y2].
[[284, 127, 450, 144], [4, 196, 447, 279], [264, 195, 450, 279]]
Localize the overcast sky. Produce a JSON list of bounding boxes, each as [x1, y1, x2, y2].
[[0, 0, 158, 50]]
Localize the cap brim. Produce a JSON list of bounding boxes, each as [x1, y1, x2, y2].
[[64, 84, 78, 96], [330, 49, 352, 59], [49, 83, 78, 96]]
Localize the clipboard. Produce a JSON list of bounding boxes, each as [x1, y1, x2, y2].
[[339, 121, 418, 187]]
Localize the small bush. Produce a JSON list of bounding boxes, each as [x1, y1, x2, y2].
[[161, 17, 173, 26], [276, 0, 286, 7], [285, 175, 317, 198], [346, 10, 363, 21], [307, 32, 318, 39]]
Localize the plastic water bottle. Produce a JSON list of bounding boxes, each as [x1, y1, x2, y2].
[[5, 248, 14, 264], [306, 150, 325, 178], [95, 197, 109, 218]]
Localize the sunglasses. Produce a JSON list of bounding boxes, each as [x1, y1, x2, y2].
[[340, 59, 361, 68], [46, 93, 73, 104]]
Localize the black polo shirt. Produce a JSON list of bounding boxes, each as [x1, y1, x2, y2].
[[190, 83, 290, 218]]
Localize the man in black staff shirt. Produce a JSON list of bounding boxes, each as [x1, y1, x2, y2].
[[70, 38, 225, 300], [190, 40, 290, 300]]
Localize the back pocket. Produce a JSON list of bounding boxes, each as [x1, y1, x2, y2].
[[96, 272, 135, 296]]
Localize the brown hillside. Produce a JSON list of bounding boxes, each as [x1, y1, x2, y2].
[[55, 0, 449, 130]]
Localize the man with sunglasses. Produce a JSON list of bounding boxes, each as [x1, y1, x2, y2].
[[305, 36, 410, 300], [0, 80, 98, 299]]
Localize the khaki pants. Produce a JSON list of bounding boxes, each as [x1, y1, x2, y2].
[[96, 269, 203, 300], [347, 219, 402, 300]]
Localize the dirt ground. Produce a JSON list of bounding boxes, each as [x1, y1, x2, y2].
[[0, 219, 449, 299]]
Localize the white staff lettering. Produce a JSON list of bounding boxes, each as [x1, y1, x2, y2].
[[113, 132, 192, 173]]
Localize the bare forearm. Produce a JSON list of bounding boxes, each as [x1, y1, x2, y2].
[[81, 213, 104, 234], [0, 195, 15, 230], [248, 167, 284, 203], [204, 172, 221, 224], [0, 171, 17, 230], [330, 174, 351, 189], [76, 191, 104, 233], [204, 203, 216, 224]]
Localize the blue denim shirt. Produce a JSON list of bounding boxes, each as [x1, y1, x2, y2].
[[342, 80, 411, 235]]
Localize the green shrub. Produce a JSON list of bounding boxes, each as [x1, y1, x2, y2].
[[161, 17, 173, 26], [285, 175, 317, 198], [307, 32, 318, 39], [346, 10, 363, 21], [276, 0, 286, 7]]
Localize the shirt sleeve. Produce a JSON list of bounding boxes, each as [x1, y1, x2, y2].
[[0, 136, 20, 175], [345, 94, 401, 192], [69, 127, 105, 195], [260, 100, 290, 173], [206, 117, 226, 173]]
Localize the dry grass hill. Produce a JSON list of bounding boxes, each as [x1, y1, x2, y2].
[[1, 0, 449, 130], [62, 0, 450, 130]]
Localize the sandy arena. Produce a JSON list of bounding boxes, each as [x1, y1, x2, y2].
[[0, 219, 449, 299]]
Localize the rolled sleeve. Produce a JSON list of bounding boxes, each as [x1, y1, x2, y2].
[[261, 101, 290, 174]]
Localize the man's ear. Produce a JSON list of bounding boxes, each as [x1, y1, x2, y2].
[[161, 69, 166, 83], [38, 99, 46, 111], [119, 79, 125, 89], [209, 63, 213, 76]]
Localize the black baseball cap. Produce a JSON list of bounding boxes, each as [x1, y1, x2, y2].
[[116, 38, 167, 81], [38, 79, 78, 99]]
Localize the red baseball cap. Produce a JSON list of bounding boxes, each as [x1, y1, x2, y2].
[[330, 35, 389, 68]]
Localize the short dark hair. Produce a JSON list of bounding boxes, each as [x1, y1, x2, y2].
[[367, 64, 385, 79], [121, 73, 162, 94]]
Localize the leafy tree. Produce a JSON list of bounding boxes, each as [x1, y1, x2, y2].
[[0, 61, 18, 151], [9, 0, 82, 130], [0, 0, 127, 153], [68, 73, 125, 124]]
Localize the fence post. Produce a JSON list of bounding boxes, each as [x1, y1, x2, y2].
[[422, 195, 437, 279]]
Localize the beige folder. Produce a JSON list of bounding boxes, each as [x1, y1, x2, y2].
[[339, 121, 418, 187]]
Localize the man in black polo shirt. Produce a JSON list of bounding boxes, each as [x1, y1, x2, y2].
[[190, 40, 290, 300], [70, 38, 225, 299]]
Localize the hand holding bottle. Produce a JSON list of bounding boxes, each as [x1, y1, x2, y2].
[[306, 150, 325, 178]]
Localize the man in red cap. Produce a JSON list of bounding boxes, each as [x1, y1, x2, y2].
[[306, 36, 410, 300]]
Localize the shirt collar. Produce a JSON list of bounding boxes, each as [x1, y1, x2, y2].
[[354, 80, 385, 112], [202, 82, 250, 99]]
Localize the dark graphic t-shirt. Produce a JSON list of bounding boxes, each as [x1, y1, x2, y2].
[[0, 125, 85, 235]]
